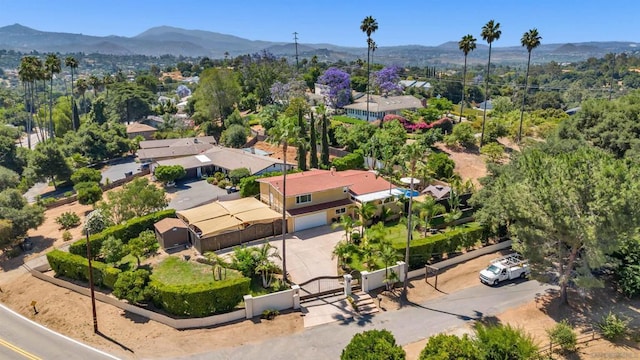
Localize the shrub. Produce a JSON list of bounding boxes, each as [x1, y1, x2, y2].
[[70, 209, 176, 259], [239, 176, 259, 197], [206, 176, 218, 185], [71, 167, 102, 185], [332, 152, 364, 171], [154, 165, 186, 184], [62, 230, 73, 242], [341, 329, 406, 360], [449, 122, 476, 148], [74, 181, 103, 206], [214, 172, 226, 181], [99, 236, 127, 264], [55, 212, 81, 230], [113, 269, 153, 304], [63, 191, 74, 198], [480, 142, 505, 164], [150, 277, 250, 317], [220, 124, 247, 148], [547, 320, 577, 353], [261, 309, 280, 320], [47, 249, 121, 289], [598, 312, 628, 341], [474, 323, 539, 360], [426, 152, 455, 180], [217, 179, 232, 189], [228, 168, 251, 185], [419, 333, 481, 360]]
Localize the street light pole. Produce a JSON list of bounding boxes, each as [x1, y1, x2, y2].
[[85, 230, 98, 333]]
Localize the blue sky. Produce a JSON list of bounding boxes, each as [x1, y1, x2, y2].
[[0, 0, 637, 47]]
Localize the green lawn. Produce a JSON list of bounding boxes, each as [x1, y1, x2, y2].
[[332, 115, 369, 125], [151, 256, 242, 286], [366, 221, 421, 246]]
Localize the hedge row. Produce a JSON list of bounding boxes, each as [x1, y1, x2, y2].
[[150, 277, 251, 317], [393, 222, 485, 269], [69, 209, 176, 258], [47, 249, 121, 289]]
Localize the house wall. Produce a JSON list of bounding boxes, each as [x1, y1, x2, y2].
[[286, 188, 348, 210], [254, 163, 293, 176], [194, 220, 284, 253], [127, 130, 156, 140], [157, 228, 189, 249]]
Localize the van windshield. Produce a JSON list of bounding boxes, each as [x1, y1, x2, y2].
[[487, 265, 501, 275]]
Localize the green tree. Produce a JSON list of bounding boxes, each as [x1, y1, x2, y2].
[[309, 111, 318, 169], [88, 75, 102, 97], [546, 320, 577, 353], [377, 242, 401, 291], [220, 124, 248, 148], [474, 143, 640, 304], [65, 56, 79, 131], [0, 189, 45, 244], [74, 181, 103, 206], [518, 28, 542, 143], [29, 142, 72, 189], [333, 214, 356, 243], [239, 175, 259, 197], [419, 333, 481, 360], [413, 197, 446, 237], [254, 243, 282, 288], [99, 235, 126, 264], [426, 152, 455, 180], [98, 177, 167, 225], [44, 53, 61, 140], [458, 34, 477, 120], [228, 168, 251, 185], [106, 82, 154, 123], [445, 122, 476, 149], [332, 240, 357, 269], [479, 19, 502, 147], [317, 104, 330, 167], [360, 16, 379, 123], [341, 329, 405, 360], [113, 269, 153, 304], [0, 166, 19, 192], [154, 165, 186, 185], [356, 201, 377, 235], [194, 68, 241, 123], [127, 230, 159, 268], [71, 168, 102, 185], [474, 323, 538, 360]]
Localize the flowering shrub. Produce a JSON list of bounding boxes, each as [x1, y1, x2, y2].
[[318, 67, 351, 108], [382, 114, 452, 133]]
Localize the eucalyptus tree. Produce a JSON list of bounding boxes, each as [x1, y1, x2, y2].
[[267, 115, 300, 283], [458, 34, 477, 121], [65, 56, 78, 131], [479, 20, 502, 147], [45, 54, 61, 140], [518, 28, 542, 143], [360, 15, 378, 122]]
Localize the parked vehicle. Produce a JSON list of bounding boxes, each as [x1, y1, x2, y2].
[[479, 253, 530, 286]]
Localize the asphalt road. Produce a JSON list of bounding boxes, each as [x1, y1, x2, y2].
[[0, 304, 119, 360], [177, 280, 556, 360]]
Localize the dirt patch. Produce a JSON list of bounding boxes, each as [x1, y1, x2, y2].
[[434, 142, 487, 188]]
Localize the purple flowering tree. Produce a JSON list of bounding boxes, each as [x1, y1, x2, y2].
[[374, 66, 402, 96], [270, 80, 307, 107], [317, 67, 351, 108]]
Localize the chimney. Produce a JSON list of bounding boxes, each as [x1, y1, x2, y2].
[[330, 166, 336, 175]]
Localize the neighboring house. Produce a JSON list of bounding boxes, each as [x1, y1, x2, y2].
[[126, 122, 157, 140], [258, 169, 405, 232], [137, 137, 217, 163], [142, 115, 166, 128], [421, 184, 451, 201], [399, 80, 432, 90], [476, 100, 493, 111], [154, 146, 294, 179], [154, 217, 189, 249], [344, 95, 424, 122]]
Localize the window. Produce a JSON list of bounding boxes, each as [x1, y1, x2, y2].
[[336, 208, 346, 215], [296, 194, 311, 204]]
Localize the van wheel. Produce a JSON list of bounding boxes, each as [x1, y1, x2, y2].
[[520, 272, 526, 279], [493, 280, 498, 286]]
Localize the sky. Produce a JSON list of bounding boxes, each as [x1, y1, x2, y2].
[[0, 0, 638, 48]]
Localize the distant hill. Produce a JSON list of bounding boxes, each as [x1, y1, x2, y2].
[[0, 23, 638, 65]]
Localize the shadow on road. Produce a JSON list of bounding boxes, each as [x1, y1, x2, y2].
[[97, 330, 135, 353], [404, 299, 479, 321]]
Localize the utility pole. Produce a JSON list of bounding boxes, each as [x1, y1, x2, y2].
[[86, 230, 98, 334], [293, 32, 300, 72]]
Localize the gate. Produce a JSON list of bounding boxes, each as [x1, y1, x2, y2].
[[297, 271, 361, 302]]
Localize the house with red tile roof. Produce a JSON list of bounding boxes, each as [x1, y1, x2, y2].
[[257, 168, 402, 232]]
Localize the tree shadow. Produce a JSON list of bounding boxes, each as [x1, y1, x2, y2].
[[333, 313, 374, 327], [96, 330, 135, 353], [403, 299, 479, 321], [0, 236, 55, 272]]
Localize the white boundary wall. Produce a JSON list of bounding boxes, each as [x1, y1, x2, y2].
[[243, 285, 300, 319]]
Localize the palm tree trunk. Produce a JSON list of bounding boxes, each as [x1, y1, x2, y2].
[[459, 55, 468, 123], [480, 44, 493, 148], [518, 51, 532, 144], [49, 75, 54, 140], [366, 41, 371, 123], [281, 143, 287, 283], [70, 69, 76, 131]]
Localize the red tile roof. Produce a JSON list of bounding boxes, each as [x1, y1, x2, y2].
[[258, 169, 354, 196]]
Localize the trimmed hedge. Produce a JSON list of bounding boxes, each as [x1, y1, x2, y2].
[[150, 277, 251, 317], [393, 222, 484, 269], [69, 209, 176, 259], [47, 249, 121, 289]]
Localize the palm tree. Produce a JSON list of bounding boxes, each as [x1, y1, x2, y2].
[[88, 75, 101, 97], [413, 197, 446, 236], [399, 141, 428, 301], [479, 20, 502, 147], [19, 56, 39, 149], [332, 240, 357, 270], [65, 56, 78, 131], [267, 115, 300, 283], [102, 74, 114, 98], [45, 54, 61, 140], [356, 201, 377, 236], [377, 242, 400, 291], [75, 78, 88, 115], [254, 243, 282, 288], [332, 214, 355, 243], [360, 16, 378, 122], [518, 28, 542, 144], [458, 34, 477, 122]]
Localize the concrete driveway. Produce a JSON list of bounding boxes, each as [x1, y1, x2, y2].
[[168, 179, 229, 211], [100, 157, 141, 183]]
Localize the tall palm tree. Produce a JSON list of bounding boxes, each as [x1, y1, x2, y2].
[[88, 75, 101, 97], [19, 56, 38, 149], [267, 115, 300, 283], [458, 34, 477, 122], [399, 141, 428, 301], [75, 78, 88, 115], [479, 20, 502, 147], [45, 54, 61, 140], [65, 56, 78, 131], [518, 28, 542, 144], [360, 16, 378, 122], [102, 74, 114, 98], [356, 201, 377, 236]]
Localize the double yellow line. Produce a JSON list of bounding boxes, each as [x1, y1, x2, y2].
[[0, 337, 41, 360]]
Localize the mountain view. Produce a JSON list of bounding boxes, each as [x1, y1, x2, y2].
[[1, 23, 638, 65]]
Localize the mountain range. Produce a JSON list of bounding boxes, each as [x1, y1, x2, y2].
[[1, 24, 638, 66]]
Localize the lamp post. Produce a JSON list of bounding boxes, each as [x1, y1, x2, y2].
[[85, 222, 98, 333], [400, 177, 420, 302]]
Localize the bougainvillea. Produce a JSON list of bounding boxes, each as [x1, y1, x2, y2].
[[317, 67, 351, 108], [382, 114, 452, 133], [374, 66, 402, 96]]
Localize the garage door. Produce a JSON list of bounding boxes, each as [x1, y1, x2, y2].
[[294, 212, 327, 232]]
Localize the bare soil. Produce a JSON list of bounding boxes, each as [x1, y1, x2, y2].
[[434, 142, 487, 188]]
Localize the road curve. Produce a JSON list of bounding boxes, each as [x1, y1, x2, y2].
[[0, 304, 120, 360]]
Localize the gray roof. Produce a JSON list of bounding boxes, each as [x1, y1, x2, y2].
[[156, 147, 293, 174], [344, 95, 423, 112], [139, 136, 216, 149], [137, 143, 215, 161], [421, 184, 451, 200]]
